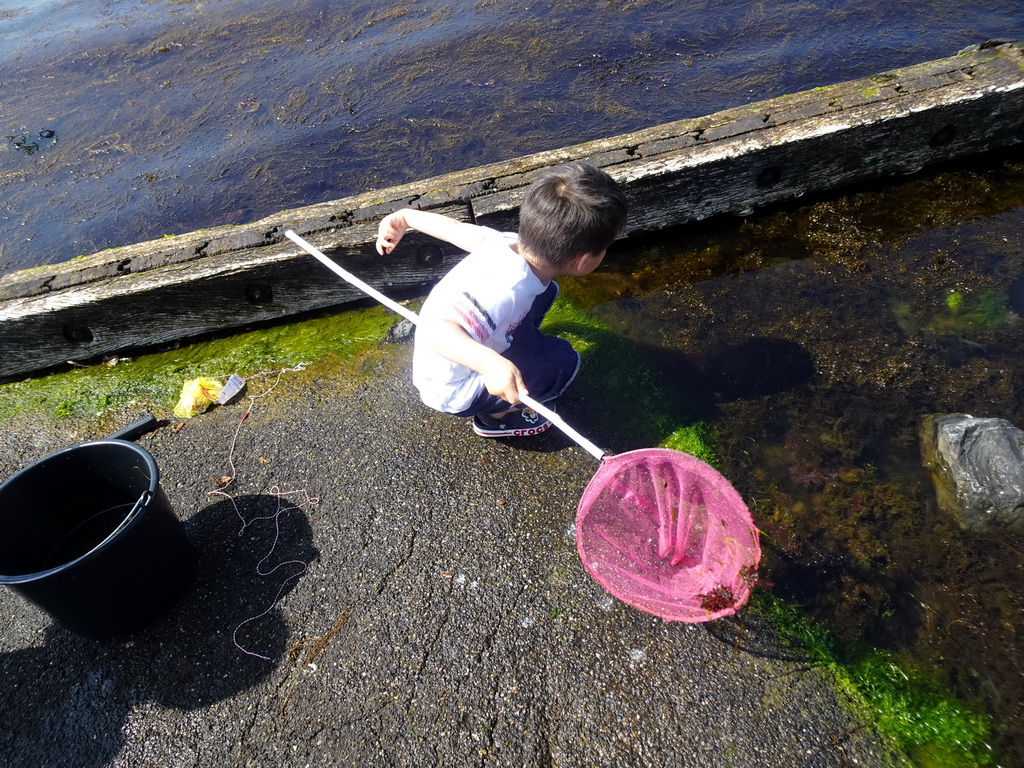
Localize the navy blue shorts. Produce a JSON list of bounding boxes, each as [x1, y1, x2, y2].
[[451, 282, 580, 418]]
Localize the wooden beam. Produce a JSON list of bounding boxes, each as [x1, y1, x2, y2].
[[1, 41, 1022, 379]]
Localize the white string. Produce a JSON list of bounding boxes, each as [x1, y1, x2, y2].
[[206, 364, 317, 661]]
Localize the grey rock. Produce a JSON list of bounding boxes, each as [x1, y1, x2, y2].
[[922, 413, 1024, 532], [385, 318, 416, 343]]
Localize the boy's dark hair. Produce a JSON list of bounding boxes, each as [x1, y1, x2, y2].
[[518, 162, 628, 267]]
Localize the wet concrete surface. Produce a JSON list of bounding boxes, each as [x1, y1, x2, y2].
[[0, 343, 901, 767]]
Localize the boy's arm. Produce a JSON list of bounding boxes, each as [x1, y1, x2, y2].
[[375, 209, 489, 256], [421, 316, 528, 406], [379, 208, 526, 406]]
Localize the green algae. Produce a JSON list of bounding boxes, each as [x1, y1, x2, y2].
[[540, 294, 979, 763], [543, 294, 717, 459], [661, 423, 718, 465], [926, 289, 1007, 333], [0, 281, 715, 466], [694, 152, 1024, 763], [0, 304, 399, 421], [961, 290, 1008, 328], [753, 594, 994, 768]]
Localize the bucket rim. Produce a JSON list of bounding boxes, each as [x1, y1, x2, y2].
[[0, 439, 160, 585]]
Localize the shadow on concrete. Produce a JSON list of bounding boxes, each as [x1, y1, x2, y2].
[[703, 606, 816, 664], [0, 494, 318, 768]]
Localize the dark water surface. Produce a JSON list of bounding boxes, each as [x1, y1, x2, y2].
[[1, 0, 1022, 273]]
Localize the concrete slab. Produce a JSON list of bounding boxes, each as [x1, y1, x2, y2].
[[0, 343, 900, 767]]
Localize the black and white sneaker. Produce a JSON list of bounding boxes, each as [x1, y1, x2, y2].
[[472, 405, 552, 438]]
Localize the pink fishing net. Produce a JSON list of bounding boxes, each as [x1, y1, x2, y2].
[[576, 448, 760, 622]]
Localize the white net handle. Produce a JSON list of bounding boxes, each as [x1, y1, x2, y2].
[[285, 230, 419, 325], [286, 229, 607, 461], [518, 395, 604, 460]]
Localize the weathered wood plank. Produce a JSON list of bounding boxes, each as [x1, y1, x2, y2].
[[1, 41, 1022, 379], [0, 211, 470, 372]]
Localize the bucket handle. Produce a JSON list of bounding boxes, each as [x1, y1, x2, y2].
[[34, 490, 154, 578], [106, 490, 153, 540], [107, 414, 158, 442]]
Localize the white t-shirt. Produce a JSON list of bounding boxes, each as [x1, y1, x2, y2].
[[413, 228, 547, 413]]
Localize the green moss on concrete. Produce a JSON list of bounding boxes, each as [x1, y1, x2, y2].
[[753, 594, 994, 768], [0, 305, 398, 421], [543, 295, 717, 460]]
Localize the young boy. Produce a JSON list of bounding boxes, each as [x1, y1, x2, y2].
[[375, 162, 627, 437]]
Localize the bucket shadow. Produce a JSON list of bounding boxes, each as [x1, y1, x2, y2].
[[0, 494, 318, 768]]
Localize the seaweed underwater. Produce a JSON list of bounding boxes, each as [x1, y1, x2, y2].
[[561, 148, 1024, 765]]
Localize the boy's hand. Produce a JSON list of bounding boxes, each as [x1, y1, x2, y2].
[[376, 208, 488, 256], [375, 212, 408, 255], [481, 357, 528, 406], [422, 317, 529, 406]]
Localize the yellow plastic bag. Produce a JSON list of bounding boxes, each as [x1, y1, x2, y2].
[[173, 377, 224, 419]]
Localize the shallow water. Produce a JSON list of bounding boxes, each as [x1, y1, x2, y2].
[[568, 147, 1024, 765], [1, 0, 1022, 272]]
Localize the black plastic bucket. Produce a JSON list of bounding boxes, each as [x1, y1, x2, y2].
[[0, 439, 196, 639]]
